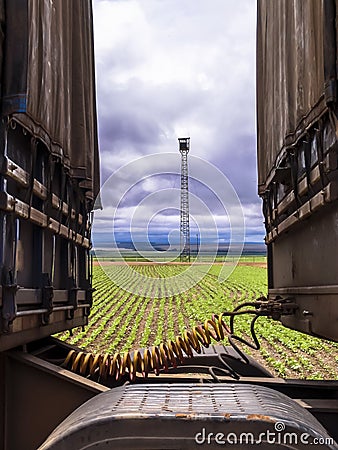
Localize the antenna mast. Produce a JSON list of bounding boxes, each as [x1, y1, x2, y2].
[[178, 137, 191, 262]]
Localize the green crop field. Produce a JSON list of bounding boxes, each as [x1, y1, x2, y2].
[[58, 261, 338, 380]]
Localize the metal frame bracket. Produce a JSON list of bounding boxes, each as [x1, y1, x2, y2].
[[1, 267, 18, 332], [41, 273, 54, 325]]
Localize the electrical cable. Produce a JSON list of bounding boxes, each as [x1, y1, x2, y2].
[[62, 297, 268, 382]]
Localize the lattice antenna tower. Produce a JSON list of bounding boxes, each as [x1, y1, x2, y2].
[[178, 137, 191, 262]]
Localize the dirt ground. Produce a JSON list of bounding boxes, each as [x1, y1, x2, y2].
[[93, 260, 267, 269]]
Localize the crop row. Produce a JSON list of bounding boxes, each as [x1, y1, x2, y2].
[[59, 262, 338, 379]]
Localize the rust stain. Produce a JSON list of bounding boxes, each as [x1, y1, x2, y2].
[[175, 413, 193, 419], [223, 413, 231, 419], [246, 414, 275, 423]]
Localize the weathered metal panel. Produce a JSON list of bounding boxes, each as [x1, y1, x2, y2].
[[0, 348, 108, 450], [0, 1, 99, 349], [257, 0, 326, 192], [39, 383, 336, 449], [1, 0, 99, 202], [257, 0, 338, 340]]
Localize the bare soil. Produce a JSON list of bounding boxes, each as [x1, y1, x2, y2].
[[93, 260, 267, 269]]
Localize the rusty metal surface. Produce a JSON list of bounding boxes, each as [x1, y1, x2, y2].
[[39, 383, 337, 449], [2, 340, 338, 449]]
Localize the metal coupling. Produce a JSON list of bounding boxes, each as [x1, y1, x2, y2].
[[258, 297, 298, 321]]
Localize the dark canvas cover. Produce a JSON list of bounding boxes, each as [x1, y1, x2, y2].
[[256, 0, 328, 193], [0, 0, 100, 203]]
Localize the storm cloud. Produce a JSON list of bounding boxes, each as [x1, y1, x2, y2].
[[92, 0, 263, 244]]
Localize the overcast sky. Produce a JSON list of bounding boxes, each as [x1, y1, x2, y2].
[[92, 0, 264, 246]]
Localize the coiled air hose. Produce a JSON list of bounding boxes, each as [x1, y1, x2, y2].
[[62, 297, 268, 382]]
